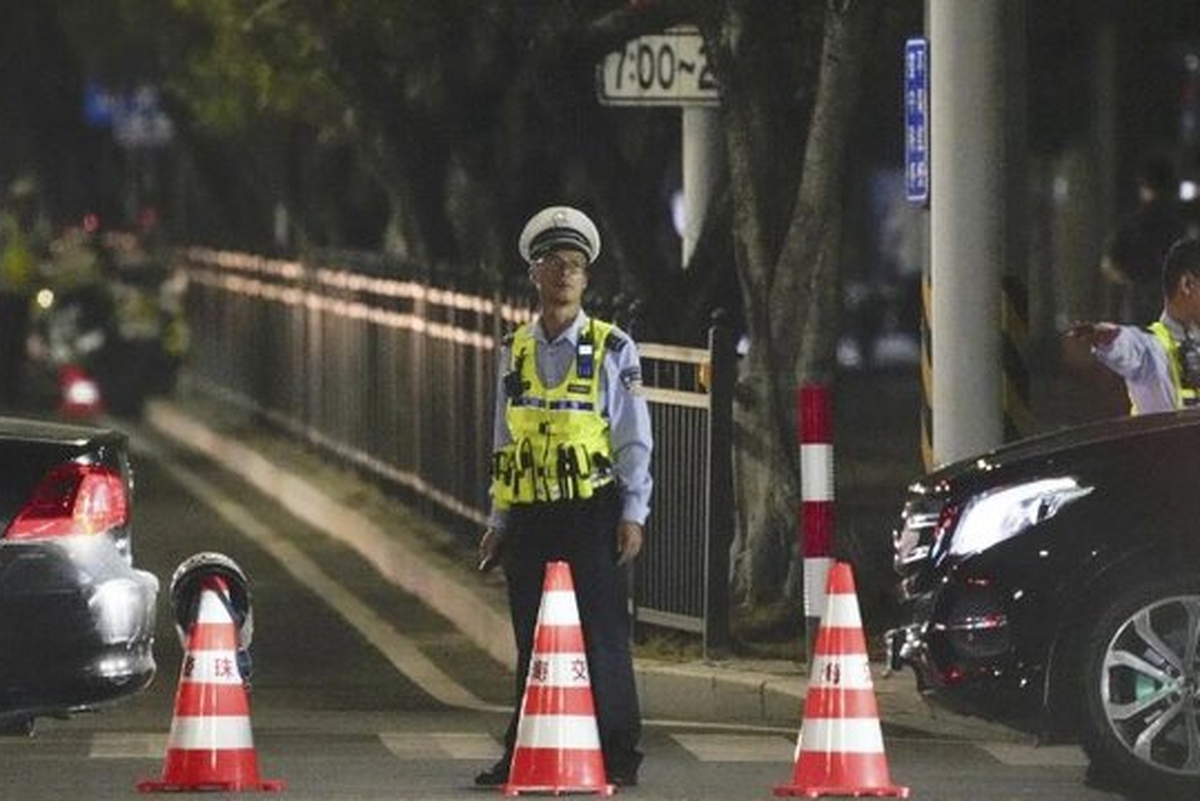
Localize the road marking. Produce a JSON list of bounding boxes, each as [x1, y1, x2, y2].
[[671, 733, 792, 762], [979, 742, 1089, 767], [379, 732, 499, 760], [89, 732, 165, 759], [141, 436, 501, 714]]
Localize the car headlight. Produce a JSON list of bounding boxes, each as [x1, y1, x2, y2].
[[948, 477, 1092, 557]]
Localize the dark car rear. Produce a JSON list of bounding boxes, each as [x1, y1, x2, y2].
[[0, 416, 158, 728]]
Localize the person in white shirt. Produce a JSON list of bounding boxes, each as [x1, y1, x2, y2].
[[1069, 237, 1200, 414]]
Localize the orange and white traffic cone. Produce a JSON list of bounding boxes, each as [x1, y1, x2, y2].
[[774, 562, 908, 798], [503, 561, 614, 797], [138, 575, 284, 793]]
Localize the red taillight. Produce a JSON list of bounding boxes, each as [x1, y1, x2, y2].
[[5, 464, 129, 540]]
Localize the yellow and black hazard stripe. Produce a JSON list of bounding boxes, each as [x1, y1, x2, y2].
[[1001, 274, 1032, 442], [920, 274, 933, 470]]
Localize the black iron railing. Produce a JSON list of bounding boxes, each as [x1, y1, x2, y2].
[[177, 248, 735, 654]]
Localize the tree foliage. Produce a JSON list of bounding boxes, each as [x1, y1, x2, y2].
[[15, 0, 1200, 621], [43, 0, 898, 611]]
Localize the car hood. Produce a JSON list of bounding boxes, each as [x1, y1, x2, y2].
[[914, 409, 1200, 492]]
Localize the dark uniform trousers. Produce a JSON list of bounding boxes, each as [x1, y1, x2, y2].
[[499, 483, 642, 773]]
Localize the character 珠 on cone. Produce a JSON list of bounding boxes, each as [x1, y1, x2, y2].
[[774, 562, 908, 798]]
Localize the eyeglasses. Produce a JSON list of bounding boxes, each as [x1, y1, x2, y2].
[[533, 252, 588, 276]]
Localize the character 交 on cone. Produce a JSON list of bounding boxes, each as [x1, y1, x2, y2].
[[504, 561, 614, 797]]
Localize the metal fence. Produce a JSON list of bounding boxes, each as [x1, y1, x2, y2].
[[177, 248, 735, 653]]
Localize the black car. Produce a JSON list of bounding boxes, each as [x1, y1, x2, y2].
[[0, 415, 158, 733], [886, 409, 1200, 797]]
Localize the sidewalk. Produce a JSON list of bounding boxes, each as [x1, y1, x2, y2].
[[141, 391, 1026, 743]]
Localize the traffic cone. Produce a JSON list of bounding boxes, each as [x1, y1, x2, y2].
[[503, 561, 614, 797], [138, 575, 284, 793], [774, 562, 908, 798]]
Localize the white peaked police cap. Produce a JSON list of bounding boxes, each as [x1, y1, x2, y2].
[[518, 206, 601, 264]]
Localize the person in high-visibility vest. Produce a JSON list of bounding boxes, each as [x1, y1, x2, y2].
[[0, 211, 36, 407], [474, 206, 653, 789], [1069, 237, 1200, 414]]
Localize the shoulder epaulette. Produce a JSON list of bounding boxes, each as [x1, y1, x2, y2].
[[604, 330, 629, 354], [502, 322, 529, 347]]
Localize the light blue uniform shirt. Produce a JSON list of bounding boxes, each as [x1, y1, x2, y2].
[[1092, 313, 1200, 414], [489, 311, 653, 530]]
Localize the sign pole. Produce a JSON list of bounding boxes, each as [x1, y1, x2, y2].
[[682, 106, 722, 268], [596, 26, 722, 271]]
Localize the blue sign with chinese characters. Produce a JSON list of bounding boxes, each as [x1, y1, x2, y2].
[[81, 81, 174, 149], [904, 37, 929, 204]]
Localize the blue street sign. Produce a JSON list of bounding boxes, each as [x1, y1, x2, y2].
[[83, 82, 116, 128], [904, 37, 929, 204], [82, 81, 174, 148]]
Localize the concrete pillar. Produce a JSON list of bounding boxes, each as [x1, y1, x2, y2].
[[928, 0, 1009, 465]]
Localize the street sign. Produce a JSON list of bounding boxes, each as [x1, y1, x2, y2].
[[904, 37, 930, 204], [83, 82, 174, 149], [83, 82, 116, 128], [597, 26, 719, 106], [113, 85, 175, 149]]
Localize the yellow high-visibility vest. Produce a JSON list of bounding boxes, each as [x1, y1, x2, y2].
[[1138, 321, 1200, 412], [491, 319, 616, 507]]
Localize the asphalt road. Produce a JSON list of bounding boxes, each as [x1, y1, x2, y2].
[[0, 418, 1131, 800]]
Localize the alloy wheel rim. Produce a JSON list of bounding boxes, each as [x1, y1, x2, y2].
[[1100, 594, 1200, 777]]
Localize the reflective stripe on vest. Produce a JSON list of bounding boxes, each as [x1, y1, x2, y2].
[[491, 320, 615, 506]]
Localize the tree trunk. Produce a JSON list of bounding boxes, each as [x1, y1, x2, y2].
[[719, 0, 881, 608]]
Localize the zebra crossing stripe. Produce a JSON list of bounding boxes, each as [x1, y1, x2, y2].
[[379, 732, 499, 760], [670, 733, 791, 763], [980, 743, 1088, 767], [89, 732, 167, 759]]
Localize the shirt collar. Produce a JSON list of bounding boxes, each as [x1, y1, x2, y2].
[[1161, 313, 1198, 340], [532, 310, 588, 346]]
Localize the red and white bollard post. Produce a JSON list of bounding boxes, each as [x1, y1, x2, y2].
[[798, 384, 835, 667]]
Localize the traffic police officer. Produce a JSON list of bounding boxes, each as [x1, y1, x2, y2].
[[1070, 237, 1200, 414], [475, 206, 653, 788]]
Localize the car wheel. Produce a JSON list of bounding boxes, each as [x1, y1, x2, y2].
[[1080, 574, 1200, 797]]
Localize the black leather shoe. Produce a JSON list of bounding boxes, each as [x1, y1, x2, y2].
[[473, 759, 510, 787], [607, 751, 642, 787], [608, 768, 638, 787]]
